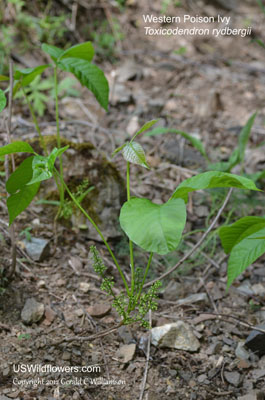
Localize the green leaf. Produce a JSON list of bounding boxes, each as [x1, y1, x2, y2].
[[27, 155, 53, 185], [41, 43, 64, 61], [59, 42, 94, 62], [0, 89, 6, 113], [131, 120, 159, 142], [145, 127, 207, 159], [14, 65, 49, 87], [172, 171, 260, 203], [238, 113, 256, 163], [47, 146, 69, 171], [227, 226, 265, 288], [122, 142, 149, 168], [0, 141, 35, 156], [219, 216, 265, 253], [120, 197, 186, 255], [58, 58, 109, 111], [7, 182, 40, 225], [6, 156, 34, 194]]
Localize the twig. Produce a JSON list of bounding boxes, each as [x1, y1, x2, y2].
[[5, 59, 16, 279], [144, 188, 233, 288], [51, 322, 123, 346], [201, 311, 265, 334], [139, 311, 152, 400]]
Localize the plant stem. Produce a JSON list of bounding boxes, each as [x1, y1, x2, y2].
[[22, 86, 63, 214], [136, 253, 153, 303], [127, 162, 135, 297], [55, 169, 130, 295], [5, 59, 16, 279], [22, 86, 48, 156], [54, 65, 64, 206]]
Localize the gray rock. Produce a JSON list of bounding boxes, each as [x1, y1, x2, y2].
[[236, 280, 254, 296], [118, 326, 134, 344], [235, 342, 250, 361], [245, 324, 265, 357], [24, 237, 50, 261], [237, 393, 257, 400], [252, 283, 265, 297], [224, 371, 241, 387], [151, 321, 200, 352], [176, 293, 208, 306], [116, 343, 136, 363], [21, 298, 44, 324]]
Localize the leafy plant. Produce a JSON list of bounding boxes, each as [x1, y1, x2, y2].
[[219, 216, 265, 288], [0, 115, 260, 325]]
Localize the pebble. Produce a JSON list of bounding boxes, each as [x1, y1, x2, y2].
[[79, 282, 90, 293], [116, 344, 136, 363], [151, 321, 200, 352], [21, 298, 44, 325], [24, 237, 50, 261], [175, 293, 208, 306], [224, 371, 241, 387], [235, 342, 250, 361], [86, 303, 111, 318], [245, 324, 265, 357], [62, 351, 71, 361]]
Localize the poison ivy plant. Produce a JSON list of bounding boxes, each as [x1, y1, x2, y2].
[[219, 216, 265, 288], [41, 41, 109, 111]]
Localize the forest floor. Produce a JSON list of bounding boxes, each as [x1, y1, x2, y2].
[[1, 0, 265, 399]]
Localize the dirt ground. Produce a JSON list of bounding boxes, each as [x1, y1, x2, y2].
[[1, 0, 265, 399]]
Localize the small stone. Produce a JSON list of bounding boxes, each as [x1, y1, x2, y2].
[[238, 393, 257, 400], [176, 293, 208, 306], [24, 237, 50, 261], [86, 303, 111, 318], [252, 369, 265, 380], [57, 279, 66, 287], [21, 298, 44, 324], [2, 367, 10, 377], [75, 309, 84, 317], [116, 343, 136, 363], [62, 351, 71, 361], [238, 359, 250, 369], [151, 321, 200, 352], [44, 307, 56, 324], [224, 371, 241, 387], [197, 374, 207, 383], [252, 283, 265, 296], [37, 280, 46, 288], [236, 280, 254, 296], [118, 326, 134, 344], [236, 342, 250, 361], [79, 282, 90, 293], [32, 218, 40, 226], [245, 324, 265, 357]]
